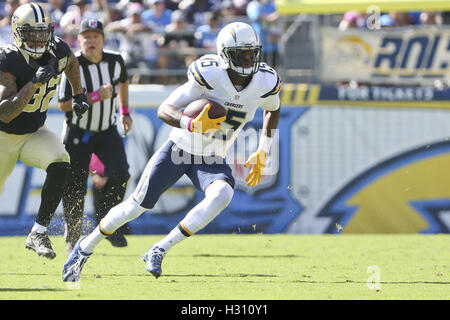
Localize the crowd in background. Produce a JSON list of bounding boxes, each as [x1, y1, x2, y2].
[[0, 1, 448, 84], [338, 9, 448, 30], [0, 0, 280, 84]]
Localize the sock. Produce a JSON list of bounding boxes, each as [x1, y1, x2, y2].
[[154, 226, 187, 252], [80, 197, 145, 253], [154, 181, 233, 253], [31, 222, 47, 234], [80, 224, 106, 254], [36, 162, 69, 227]]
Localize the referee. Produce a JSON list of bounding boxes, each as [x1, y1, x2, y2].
[[58, 19, 133, 254]]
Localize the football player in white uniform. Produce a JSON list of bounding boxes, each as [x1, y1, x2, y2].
[[63, 22, 281, 282]]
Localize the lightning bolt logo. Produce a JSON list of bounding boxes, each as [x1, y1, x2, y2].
[[318, 140, 450, 233]]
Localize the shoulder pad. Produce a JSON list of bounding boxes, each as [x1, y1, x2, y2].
[[53, 36, 67, 49], [0, 44, 19, 57], [187, 55, 222, 90], [258, 63, 281, 98], [0, 45, 20, 69], [51, 36, 71, 57]]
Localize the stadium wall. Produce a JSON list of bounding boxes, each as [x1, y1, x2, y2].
[[1, 84, 449, 235]]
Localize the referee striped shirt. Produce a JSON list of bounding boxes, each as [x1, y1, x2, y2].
[[58, 49, 128, 132]]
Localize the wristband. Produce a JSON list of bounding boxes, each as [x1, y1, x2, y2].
[[258, 135, 273, 154], [119, 105, 130, 115], [89, 90, 101, 103], [180, 115, 192, 131]]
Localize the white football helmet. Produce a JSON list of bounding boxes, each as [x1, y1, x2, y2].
[[11, 3, 54, 58], [216, 22, 262, 76]]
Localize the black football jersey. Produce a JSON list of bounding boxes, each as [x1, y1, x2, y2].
[[0, 36, 72, 134]]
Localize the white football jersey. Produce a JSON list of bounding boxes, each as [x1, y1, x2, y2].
[[164, 54, 281, 157]]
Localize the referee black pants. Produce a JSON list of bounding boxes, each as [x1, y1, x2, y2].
[[62, 125, 130, 243]]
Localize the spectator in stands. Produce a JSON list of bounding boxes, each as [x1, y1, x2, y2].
[[59, 0, 100, 49], [379, 12, 418, 28], [90, 0, 114, 26], [0, 0, 20, 44], [420, 11, 442, 25], [162, 0, 180, 12], [105, 2, 149, 33], [231, 0, 249, 16], [220, 0, 242, 24], [338, 11, 363, 31], [379, 14, 395, 28], [409, 11, 422, 25], [195, 10, 222, 50], [156, 9, 197, 83], [46, 0, 68, 28], [389, 11, 415, 26], [106, 2, 158, 73], [181, 0, 221, 27], [247, 0, 280, 67], [142, 0, 173, 34], [116, 0, 145, 13]]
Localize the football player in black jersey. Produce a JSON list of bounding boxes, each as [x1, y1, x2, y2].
[[0, 3, 89, 259]]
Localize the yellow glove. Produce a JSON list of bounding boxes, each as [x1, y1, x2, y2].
[[244, 150, 268, 187], [190, 104, 227, 134]]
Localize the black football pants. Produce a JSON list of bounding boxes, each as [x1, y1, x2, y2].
[[62, 125, 130, 243]]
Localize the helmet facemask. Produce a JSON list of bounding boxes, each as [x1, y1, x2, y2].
[[15, 23, 54, 58], [223, 45, 262, 76]]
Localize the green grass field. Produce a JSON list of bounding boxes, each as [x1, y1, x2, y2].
[[0, 234, 448, 300]]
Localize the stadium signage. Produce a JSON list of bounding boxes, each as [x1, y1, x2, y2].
[[321, 26, 450, 85], [281, 83, 449, 108], [337, 86, 434, 101]]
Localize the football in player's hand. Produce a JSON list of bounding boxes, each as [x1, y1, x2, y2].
[[183, 99, 227, 119]]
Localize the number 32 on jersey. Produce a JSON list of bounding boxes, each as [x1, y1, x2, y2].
[[24, 74, 61, 113]]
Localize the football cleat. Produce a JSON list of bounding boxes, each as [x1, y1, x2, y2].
[[25, 231, 56, 259], [62, 237, 92, 282], [142, 246, 166, 279]]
